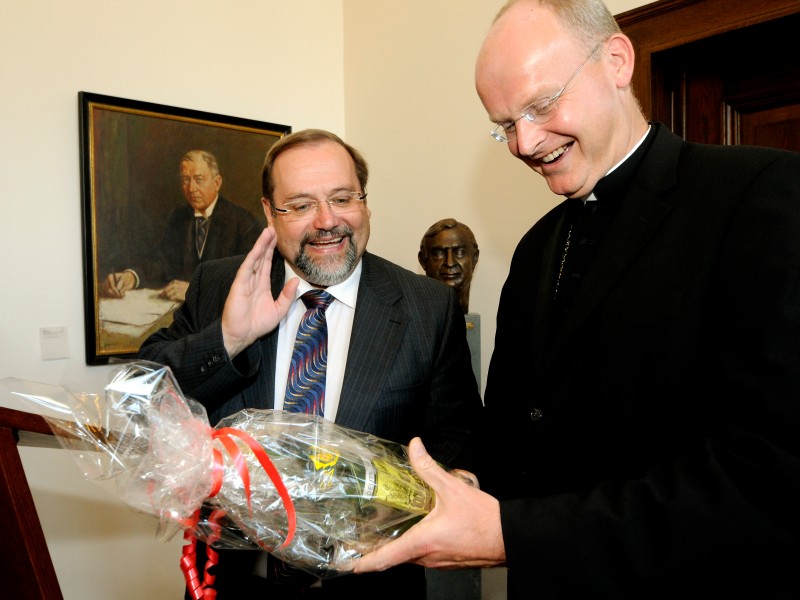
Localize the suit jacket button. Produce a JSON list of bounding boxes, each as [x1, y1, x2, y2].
[[200, 365, 207, 373], [530, 408, 543, 422]]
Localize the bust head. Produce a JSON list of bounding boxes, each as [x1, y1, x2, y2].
[[418, 219, 480, 314]]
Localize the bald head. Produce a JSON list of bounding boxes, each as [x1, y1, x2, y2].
[[476, 0, 647, 199]]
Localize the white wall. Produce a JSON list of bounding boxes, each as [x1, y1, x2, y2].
[[0, 0, 646, 597], [1, 2, 345, 598], [343, 0, 649, 393]]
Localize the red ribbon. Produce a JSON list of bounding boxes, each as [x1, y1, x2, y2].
[[179, 425, 298, 598], [213, 426, 297, 545], [181, 508, 223, 600]]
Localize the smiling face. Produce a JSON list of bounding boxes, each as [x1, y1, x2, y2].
[[263, 140, 371, 287], [475, 0, 641, 199]]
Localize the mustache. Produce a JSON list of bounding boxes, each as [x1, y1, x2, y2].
[[301, 226, 352, 245]]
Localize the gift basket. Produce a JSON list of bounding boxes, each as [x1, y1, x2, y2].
[[5, 361, 437, 595]]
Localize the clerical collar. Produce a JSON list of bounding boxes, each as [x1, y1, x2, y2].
[[608, 125, 651, 176], [591, 125, 655, 203]]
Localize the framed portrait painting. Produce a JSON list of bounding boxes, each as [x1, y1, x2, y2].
[[79, 91, 290, 365]]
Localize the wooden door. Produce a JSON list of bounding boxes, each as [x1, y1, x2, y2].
[[617, 0, 800, 151]]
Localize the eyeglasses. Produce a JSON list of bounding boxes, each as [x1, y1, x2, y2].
[[273, 191, 367, 222], [489, 41, 603, 143]]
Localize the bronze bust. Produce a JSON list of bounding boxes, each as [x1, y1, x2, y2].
[[418, 219, 480, 314]]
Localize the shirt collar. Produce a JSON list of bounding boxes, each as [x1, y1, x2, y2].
[[194, 195, 219, 218], [283, 258, 363, 309]]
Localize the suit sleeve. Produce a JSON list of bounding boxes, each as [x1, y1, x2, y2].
[[420, 284, 484, 470], [137, 257, 261, 414]]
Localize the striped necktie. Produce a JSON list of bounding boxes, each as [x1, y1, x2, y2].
[[195, 216, 209, 257], [284, 290, 334, 416]]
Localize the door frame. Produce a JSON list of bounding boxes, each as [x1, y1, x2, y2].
[[617, 0, 800, 130]]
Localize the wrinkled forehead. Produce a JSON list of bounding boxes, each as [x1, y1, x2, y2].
[[273, 141, 359, 195]]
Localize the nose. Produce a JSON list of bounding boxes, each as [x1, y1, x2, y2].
[[513, 118, 547, 157], [444, 249, 456, 266], [311, 200, 339, 229]]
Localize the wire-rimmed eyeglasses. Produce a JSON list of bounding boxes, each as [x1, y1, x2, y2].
[[273, 191, 367, 222], [489, 41, 604, 143]]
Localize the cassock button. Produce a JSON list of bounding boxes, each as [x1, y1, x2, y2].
[[530, 408, 543, 422]]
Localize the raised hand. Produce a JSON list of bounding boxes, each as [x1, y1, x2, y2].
[[221, 228, 299, 359]]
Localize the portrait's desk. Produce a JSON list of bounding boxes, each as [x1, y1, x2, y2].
[[97, 310, 175, 355], [96, 289, 179, 356], [0, 407, 63, 599]]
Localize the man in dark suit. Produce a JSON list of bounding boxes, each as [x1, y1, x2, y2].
[[101, 149, 261, 302], [354, 0, 800, 598], [138, 129, 482, 599]]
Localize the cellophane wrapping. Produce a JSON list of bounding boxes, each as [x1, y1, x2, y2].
[[7, 361, 434, 577]]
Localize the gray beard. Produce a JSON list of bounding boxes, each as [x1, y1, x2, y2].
[[293, 228, 358, 287]]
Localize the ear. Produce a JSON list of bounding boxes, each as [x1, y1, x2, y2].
[[604, 33, 636, 89], [261, 197, 274, 228]]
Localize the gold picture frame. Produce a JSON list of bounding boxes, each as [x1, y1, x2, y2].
[[79, 91, 290, 364]]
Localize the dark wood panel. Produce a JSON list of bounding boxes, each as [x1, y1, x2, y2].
[[618, 0, 800, 149], [0, 408, 64, 599], [737, 104, 800, 149]]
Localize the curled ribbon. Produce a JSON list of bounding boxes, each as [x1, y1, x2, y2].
[[180, 508, 223, 600], [180, 426, 298, 598]]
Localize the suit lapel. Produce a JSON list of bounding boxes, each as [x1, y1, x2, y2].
[[336, 253, 407, 431]]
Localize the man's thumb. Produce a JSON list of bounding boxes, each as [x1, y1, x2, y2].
[[407, 437, 447, 486], [407, 436, 429, 465]]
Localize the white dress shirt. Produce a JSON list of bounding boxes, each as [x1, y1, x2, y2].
[[272, 259, 362, 421]]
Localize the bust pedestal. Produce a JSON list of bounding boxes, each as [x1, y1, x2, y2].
[[465, 312, 480, 388], [427, 312, 483, 600]]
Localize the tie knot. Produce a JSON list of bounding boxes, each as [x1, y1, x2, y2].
[[302, 290, 333, 310]]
